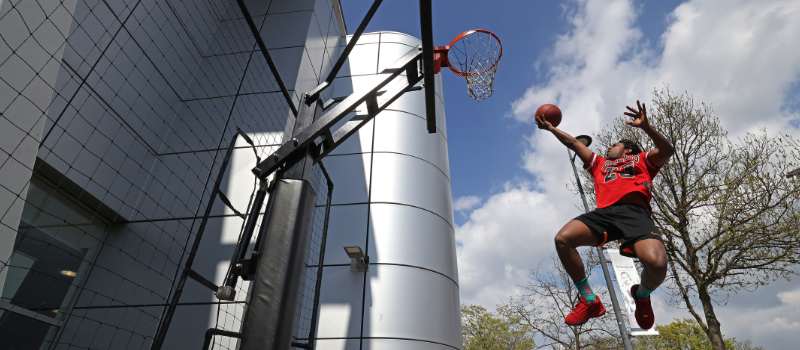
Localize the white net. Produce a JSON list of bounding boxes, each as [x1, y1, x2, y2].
[[447, 30, 502, 101]]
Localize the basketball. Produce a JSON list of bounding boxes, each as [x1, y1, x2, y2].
[[535, 103, 562, 127]]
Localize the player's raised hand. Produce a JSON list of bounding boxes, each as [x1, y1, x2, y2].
[[624, 100, 649, 129], [535, 113, 553, 130]]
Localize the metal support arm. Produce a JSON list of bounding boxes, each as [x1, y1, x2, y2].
[[252, 48, 426, 179]]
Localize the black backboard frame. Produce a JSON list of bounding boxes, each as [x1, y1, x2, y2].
[[419, 0, 437, 133]]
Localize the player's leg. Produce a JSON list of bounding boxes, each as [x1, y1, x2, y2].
[[611, 204, 665, 330], [620, 237, 666, 330], [554, 219, 607, 325], [626, 237, 666, 330], [633, 238, 668, 292], [554, 219, 600, 282]]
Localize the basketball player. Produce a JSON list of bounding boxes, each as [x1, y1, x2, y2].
[[536, 101, 673, 329]]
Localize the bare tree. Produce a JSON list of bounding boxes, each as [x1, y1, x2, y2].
[[502, 256, 622, 350], [594, 89, 800, 350]]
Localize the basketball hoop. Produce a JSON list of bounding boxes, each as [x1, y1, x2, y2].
[[433, 29, 503, 101]]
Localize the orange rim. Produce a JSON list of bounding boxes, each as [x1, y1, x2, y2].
[[441, 28, 503, 77]]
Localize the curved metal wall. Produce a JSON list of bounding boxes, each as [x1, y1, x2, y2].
[[314, 31, 461, 349]]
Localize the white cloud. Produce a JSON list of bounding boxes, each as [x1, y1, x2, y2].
[[456, 183, 575, 308], [453, 195, 481, 213], [716, 286, 800, 349], [512, 0, 800, 138], [778, 288, 800, 305], [456, 0, 800, 348], [657, 0, 800, 135]]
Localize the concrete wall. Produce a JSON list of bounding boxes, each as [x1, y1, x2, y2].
[[0, 0, 346, 348]]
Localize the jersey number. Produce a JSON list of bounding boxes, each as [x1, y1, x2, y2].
[[604, 164, 635, 183]]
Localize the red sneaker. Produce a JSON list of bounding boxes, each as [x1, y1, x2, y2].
[[630, 284, 654, 329], [564, 296, 606, 326]]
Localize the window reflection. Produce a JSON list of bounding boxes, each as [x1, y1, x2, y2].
[[0, 177, 104, 349], [2, 225, 86, 315]]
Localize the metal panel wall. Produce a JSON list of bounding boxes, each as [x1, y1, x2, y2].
[[311, 32, 462, 350], [0, 0, 345, 348]]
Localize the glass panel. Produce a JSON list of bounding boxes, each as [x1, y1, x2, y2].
[[2, 225, 86, 316], [0, 176, 105, 348], [1, 252, 34, 299], [0, 309, 56, 349]]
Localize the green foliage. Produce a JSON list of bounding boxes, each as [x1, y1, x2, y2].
[[461, 304, 535, 350], [632, 319, 764, 350], [634, 319, 715, 350]]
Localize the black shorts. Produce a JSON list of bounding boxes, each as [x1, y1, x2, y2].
[[574, 204, 661, 252]]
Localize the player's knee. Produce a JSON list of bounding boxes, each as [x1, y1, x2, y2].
[[554, 231, 573, 250], [652, 259, 668, 275], [641, 252, 667, 274]]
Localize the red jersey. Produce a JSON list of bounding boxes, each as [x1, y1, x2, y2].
[[585, 151, 661, 209]]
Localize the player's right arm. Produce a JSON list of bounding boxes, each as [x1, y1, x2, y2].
[[535, 114, 594, 166]]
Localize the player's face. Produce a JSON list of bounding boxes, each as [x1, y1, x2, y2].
[[606, 143, 627, 159]]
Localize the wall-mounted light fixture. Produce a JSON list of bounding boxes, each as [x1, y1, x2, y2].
[[343, 246, 368, 272]]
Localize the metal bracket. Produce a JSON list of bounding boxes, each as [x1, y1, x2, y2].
[[251, 48, 427, 180], [203, 328, 242, 350], [321, 95, 347, 110], [304, 81, 330, 105], [187, 269, 219, 292], [233, 258, 258, 281], [292, 341, 311, 349]]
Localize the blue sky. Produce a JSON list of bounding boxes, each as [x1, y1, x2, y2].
[[343, 1, 685, 225], [342, 1, 800, 348], [343, 0, 570, 217]]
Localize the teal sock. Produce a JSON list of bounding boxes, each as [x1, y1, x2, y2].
[[575, 277, 596, 302], [635, 285, 653, 299]]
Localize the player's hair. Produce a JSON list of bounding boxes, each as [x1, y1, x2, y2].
[[619, 139, 641, 154]]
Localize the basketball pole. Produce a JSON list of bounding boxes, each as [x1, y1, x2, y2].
[[567, 147, 634, 350]]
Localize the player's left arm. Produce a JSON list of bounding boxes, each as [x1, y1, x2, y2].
[[624, 100, 674, 168]]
